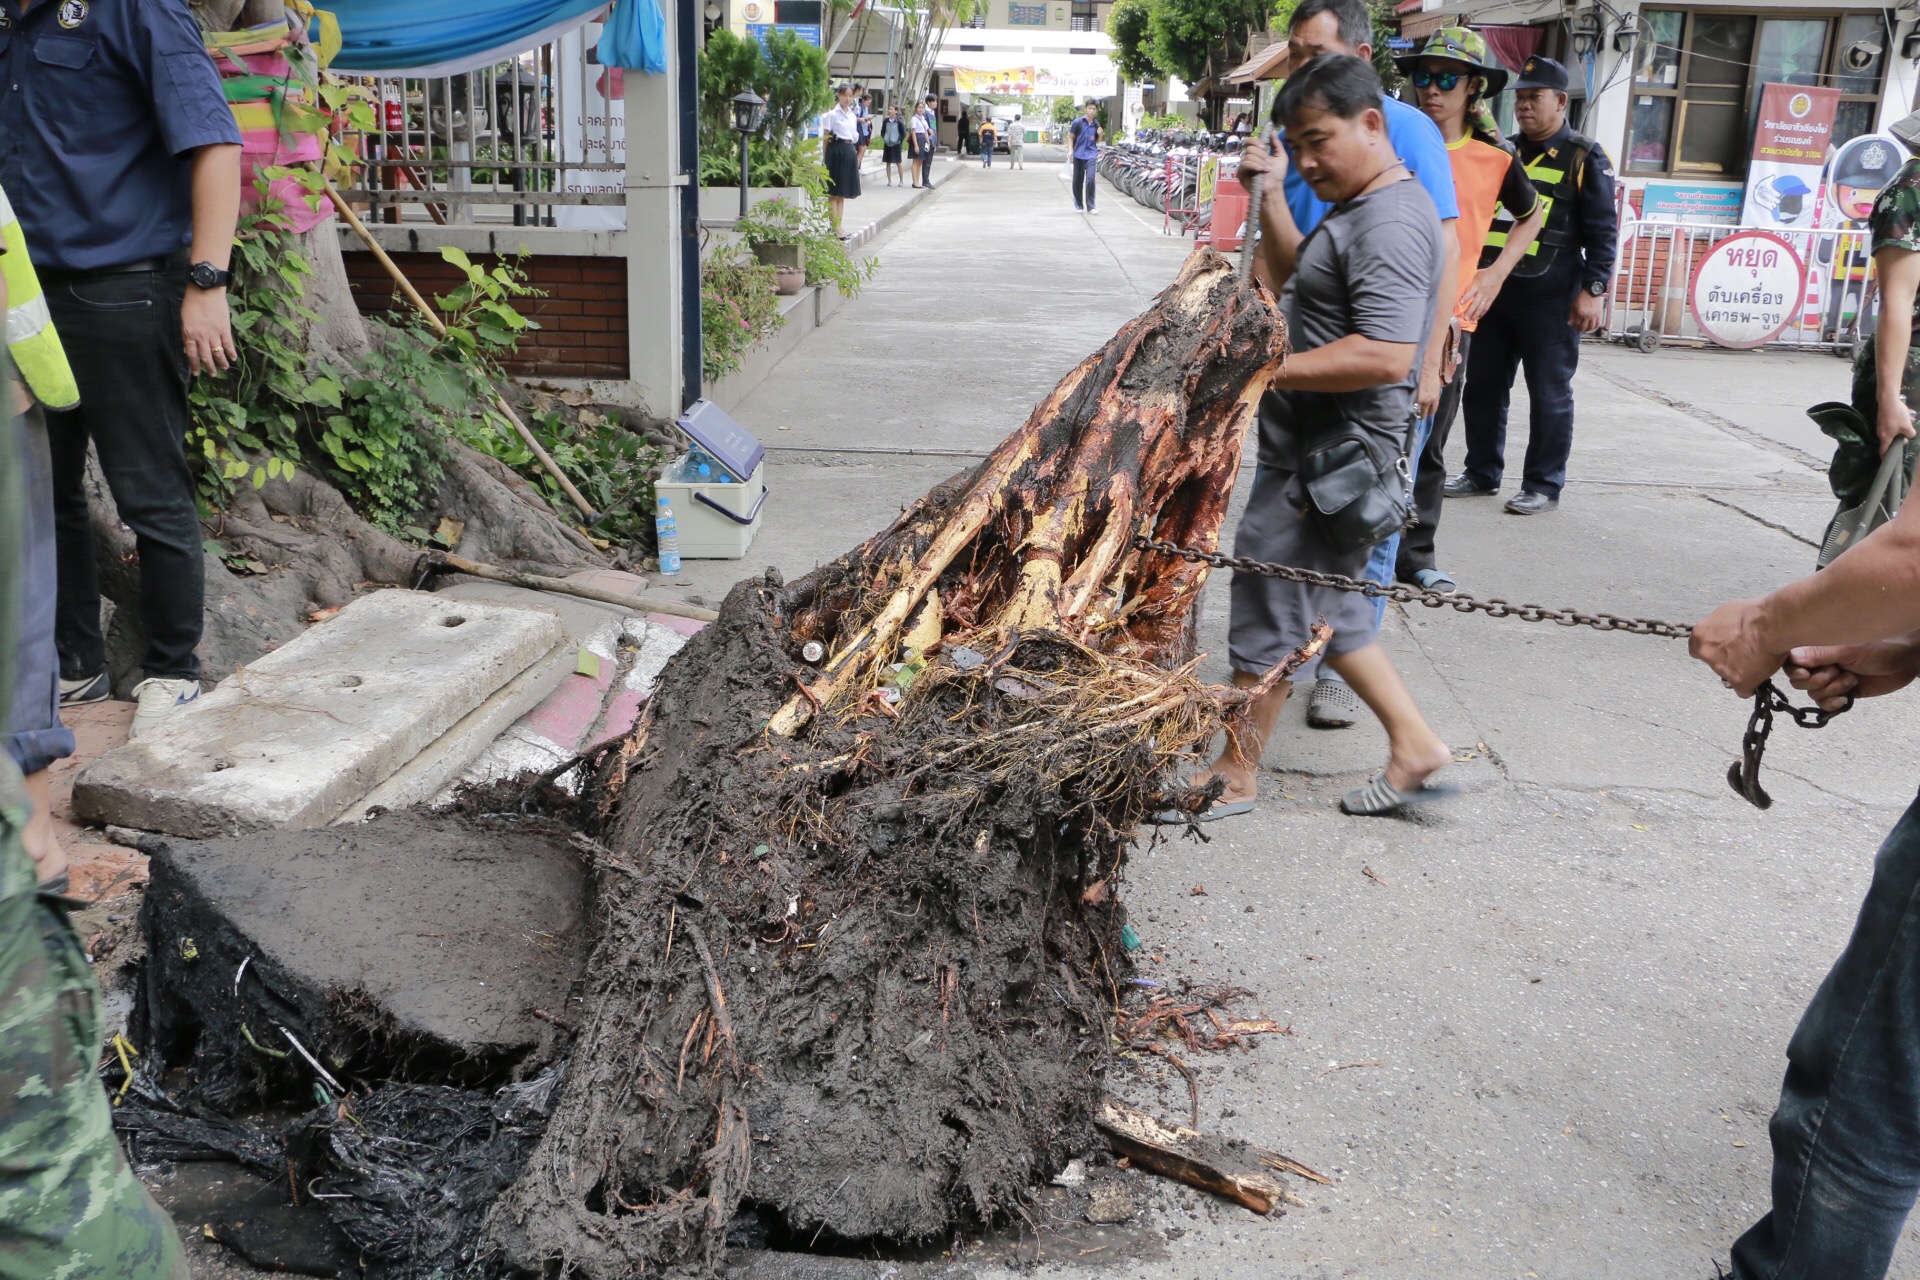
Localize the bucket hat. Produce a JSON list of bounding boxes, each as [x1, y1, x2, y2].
[[1395, 27, 1508, 97]]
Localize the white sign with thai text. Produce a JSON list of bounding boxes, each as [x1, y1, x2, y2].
[[1688, 231, 1803, 349]]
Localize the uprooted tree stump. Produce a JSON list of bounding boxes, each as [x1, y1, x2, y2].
[[487, 249, 1296, 1275]]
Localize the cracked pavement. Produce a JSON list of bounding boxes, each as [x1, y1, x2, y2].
[[677, 161, 1919, 1278]]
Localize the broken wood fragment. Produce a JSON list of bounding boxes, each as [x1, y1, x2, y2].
[[1095, 1098, 1308, 1215]]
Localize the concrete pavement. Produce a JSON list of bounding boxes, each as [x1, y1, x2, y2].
[[682, 160, 1920, 1278]]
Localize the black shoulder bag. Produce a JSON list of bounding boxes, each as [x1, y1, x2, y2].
[[1298, 413, 1417, 554]]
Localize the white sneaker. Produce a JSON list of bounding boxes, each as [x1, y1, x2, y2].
[[1087, 207, 1099, 215], [130, 677, 201, 738]]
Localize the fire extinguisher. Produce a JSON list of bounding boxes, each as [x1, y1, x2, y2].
[[383, 94, 404, 132]]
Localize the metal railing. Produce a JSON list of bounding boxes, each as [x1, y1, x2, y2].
[[1607, 218, 1875, 354], [335, 31, 627, 227]]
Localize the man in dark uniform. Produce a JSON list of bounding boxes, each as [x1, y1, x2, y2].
[[1445, 56, 1616, 515], [0, 0, 242, 735]]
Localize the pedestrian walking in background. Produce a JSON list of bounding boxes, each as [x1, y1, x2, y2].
[[0, 184, 80, 896], [1447, 55, 1617, 516], [2, 0, 242, 738], [1252, 0, 1460, 733], [881, 106, 907, 186], [854, 88, 874, 171], [1070, 101, 1102, 213], [1182, 54, 1453, 821], [978, 116, 998, 168], [1393, 28, 1546, 594], [823, 84, 863, 235], [1009, 113, 1026, 169]]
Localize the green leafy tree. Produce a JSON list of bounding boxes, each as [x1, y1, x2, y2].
[[1107, 0, 1164, 82], [696, 29, 831, 188]]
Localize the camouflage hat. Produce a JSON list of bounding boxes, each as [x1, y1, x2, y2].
[[1395, 27, 1509, 96]]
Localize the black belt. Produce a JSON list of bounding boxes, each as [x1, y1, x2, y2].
[[40, 254, 185, 282]]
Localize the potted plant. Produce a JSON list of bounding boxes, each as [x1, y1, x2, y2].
[[735, 196, 877, 300], [696, 29, 830, 222]]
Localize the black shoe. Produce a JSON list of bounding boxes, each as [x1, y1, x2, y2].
[[1442, 474, 1497, 498], [59, 670, 111, 706], [1504, 491, 1558, 515]]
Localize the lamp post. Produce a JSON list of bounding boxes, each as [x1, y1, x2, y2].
[[731, 88, 767, 219]]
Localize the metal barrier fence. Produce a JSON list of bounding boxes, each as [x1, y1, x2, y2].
[[335, 31, 627, 227], [1607, 218, 1875, 356]]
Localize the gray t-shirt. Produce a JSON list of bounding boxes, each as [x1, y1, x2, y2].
[[1258, 175, 1443, 470]]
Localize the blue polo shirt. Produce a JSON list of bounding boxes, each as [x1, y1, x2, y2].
[[1282, 96, 1458, 235], [0, 0, 239, 272]]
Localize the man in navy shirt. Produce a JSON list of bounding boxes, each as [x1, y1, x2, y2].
[[1069, 100, 1101, 214], [0, 0, 242, 737], [1239, 0, 1459, 733]]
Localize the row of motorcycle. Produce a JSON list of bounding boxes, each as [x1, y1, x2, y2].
[[1096, 131, 1245, 233]]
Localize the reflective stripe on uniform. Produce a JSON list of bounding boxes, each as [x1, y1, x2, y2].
[[0, 182, 79, 412]]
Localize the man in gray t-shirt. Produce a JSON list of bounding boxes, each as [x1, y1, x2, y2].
[[1176, 53, 1455, 822]]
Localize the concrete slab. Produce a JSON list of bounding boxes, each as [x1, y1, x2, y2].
[[73, 590, 565, 837], [138, 812, 589, 1099]]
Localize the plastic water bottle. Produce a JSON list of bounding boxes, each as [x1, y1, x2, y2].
[[655, 494, 682, 574], [687, 446, 731, 482]]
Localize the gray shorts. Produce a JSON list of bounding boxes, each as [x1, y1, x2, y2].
[[7, 408, 74, 777], [1226, 464, 1381, 679]]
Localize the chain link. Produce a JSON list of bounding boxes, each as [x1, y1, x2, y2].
[[1132, 533, 1855, 810], [1131, 534, 1696, 638]]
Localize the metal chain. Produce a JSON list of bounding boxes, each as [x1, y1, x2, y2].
[[1131, 532, 1854, 809], [1131, 533, 1696, 638]]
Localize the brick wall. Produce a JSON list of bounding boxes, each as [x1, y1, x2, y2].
[[340, 251, 629, 380]]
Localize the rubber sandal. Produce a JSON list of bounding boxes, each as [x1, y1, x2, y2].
[[1339, 775, 1459, 817], [1148, 798, 1255, 825], [1307, 678, 1361, 729], [1411, 567, 1457, 593]]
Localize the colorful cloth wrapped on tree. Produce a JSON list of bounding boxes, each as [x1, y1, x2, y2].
[[205, 3, 341, 234]]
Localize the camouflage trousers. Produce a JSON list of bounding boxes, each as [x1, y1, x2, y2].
[[0, 892, 187, 1280]]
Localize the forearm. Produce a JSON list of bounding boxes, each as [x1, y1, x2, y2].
[[1425, 229, 1458, 374], [188, 143, 243, 271], [1257, 190, 1303, 290], [1756, 497, 1920, 651], [1270, 335, 1414, 392], [1876, 277, 1915, 408]]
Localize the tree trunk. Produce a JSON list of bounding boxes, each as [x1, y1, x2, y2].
[[486, 249, 1293, 1276]]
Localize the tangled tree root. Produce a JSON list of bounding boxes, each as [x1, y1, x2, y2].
[[487, 249, 1297, 1276]]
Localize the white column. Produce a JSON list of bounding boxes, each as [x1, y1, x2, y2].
[[625, 11, 686, 419]]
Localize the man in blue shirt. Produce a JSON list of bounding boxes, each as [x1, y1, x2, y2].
[[1069, 100, 1102, 214], [1239, 0, 1459, 732], [0, 0, 242, 737]]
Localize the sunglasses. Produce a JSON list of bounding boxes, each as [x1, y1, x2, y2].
[[1412, 68, 1466, 91]]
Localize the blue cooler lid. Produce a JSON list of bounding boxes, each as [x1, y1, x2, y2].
[[675, 399, 765, 483]]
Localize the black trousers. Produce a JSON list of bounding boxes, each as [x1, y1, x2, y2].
[[1072, 156, 1097, 209], [1397, 330, 1471, 579], [1460, 283, 1580, 499], [918, 143, 934, 186], [43, 267, 203, 683]]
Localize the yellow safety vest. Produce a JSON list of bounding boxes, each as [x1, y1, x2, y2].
[[0, 185, 78, 411], [1484, 133, 1595, 276]]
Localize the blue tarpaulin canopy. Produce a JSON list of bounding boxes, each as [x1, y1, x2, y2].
[[326, 0, 662, 77]]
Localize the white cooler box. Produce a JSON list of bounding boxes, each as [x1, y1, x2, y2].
[[656, 456, 767, 559]]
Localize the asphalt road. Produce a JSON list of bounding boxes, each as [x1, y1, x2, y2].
[[685, 158, 1920, 1279]]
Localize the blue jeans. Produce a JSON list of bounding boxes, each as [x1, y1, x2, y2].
[[1732, 790, 1920, 1278], [1365, 414, 1434, 633], [6, 409, 74, 778]]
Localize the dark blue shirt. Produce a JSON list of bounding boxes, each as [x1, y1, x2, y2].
[[0, 0, 239, 271], [1070, 115, 1100, 160]]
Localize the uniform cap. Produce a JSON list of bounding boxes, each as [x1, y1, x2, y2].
[[1395, 27, 1508, 96], [1512, 55, 1569, 92], [1892, 111, 1920, 155], [1832, 134, 1900, 187]]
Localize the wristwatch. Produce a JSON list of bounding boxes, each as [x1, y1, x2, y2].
[[188, 261, 233, 290], [1583, 279, 1606, 297]]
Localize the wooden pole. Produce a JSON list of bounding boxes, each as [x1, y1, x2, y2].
[[426, 551, 719, 622], [324, 180, 606, 524]]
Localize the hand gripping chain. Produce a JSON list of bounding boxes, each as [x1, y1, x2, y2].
[[1130, 533, 1851, 808]]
